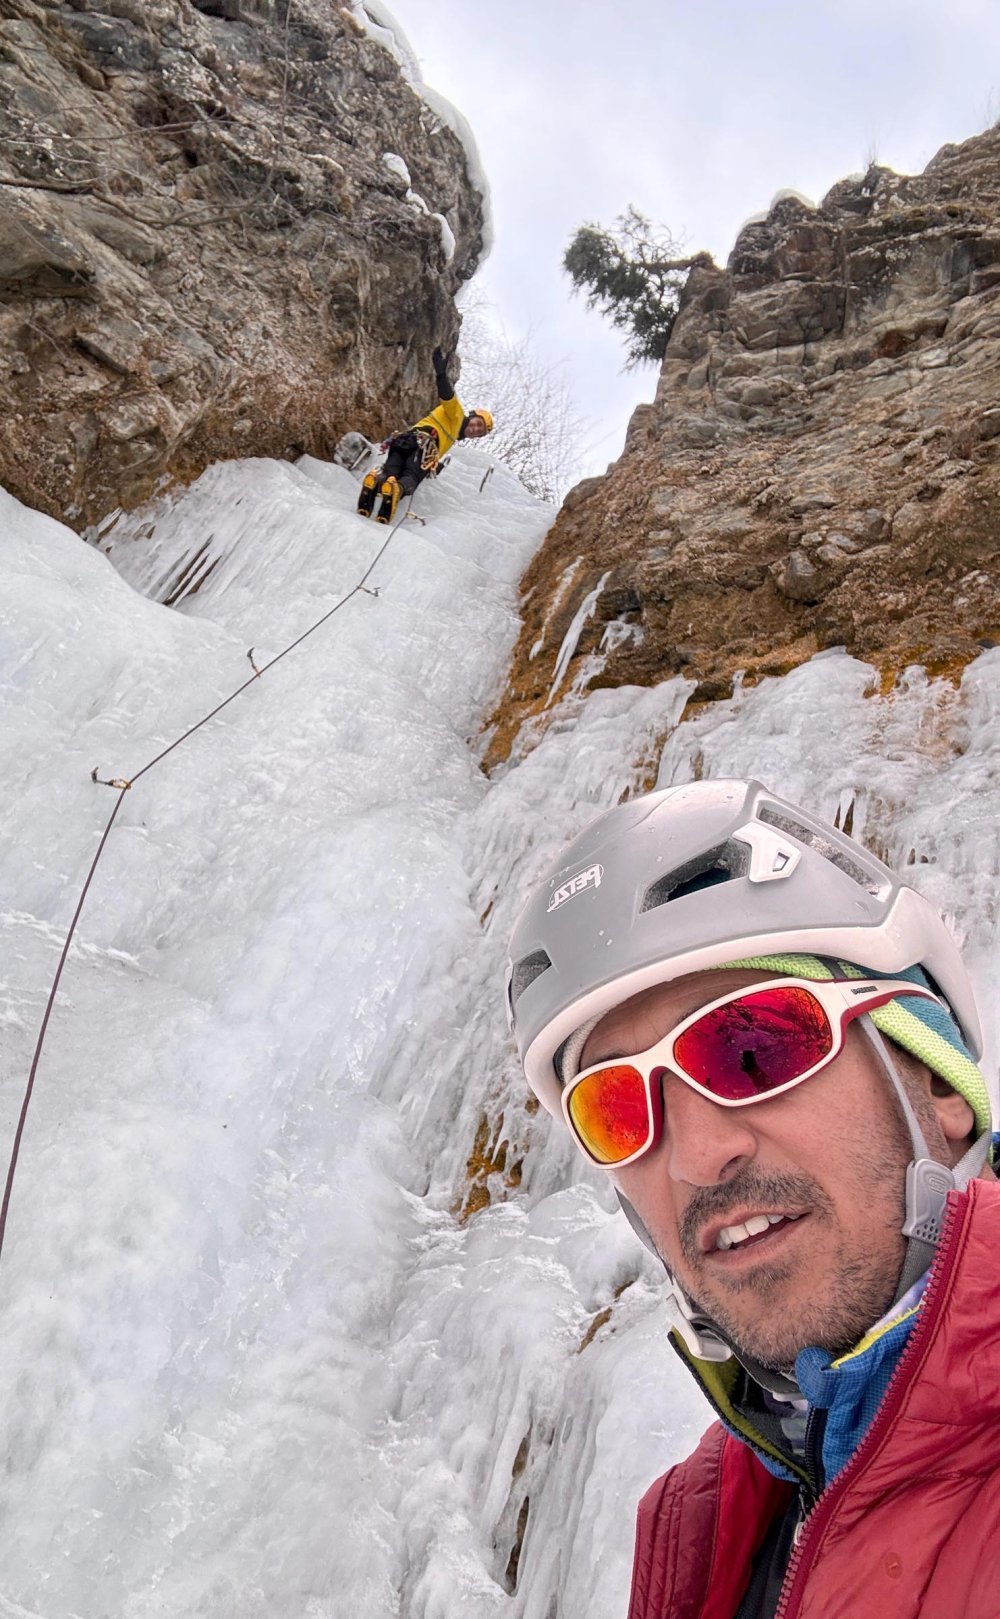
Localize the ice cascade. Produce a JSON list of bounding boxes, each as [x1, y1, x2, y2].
[[0, 447, 998, 1618]]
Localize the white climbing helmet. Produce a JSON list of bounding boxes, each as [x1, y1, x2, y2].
[[506, 778, 982, 1119]]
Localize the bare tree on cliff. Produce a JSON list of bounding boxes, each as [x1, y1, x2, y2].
[[457, 297, 587, 505], [564, 205, 712, 368]]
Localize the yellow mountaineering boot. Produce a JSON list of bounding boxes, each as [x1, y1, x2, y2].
[[356, 469, 380, 518], [375, 475, 402, 524]]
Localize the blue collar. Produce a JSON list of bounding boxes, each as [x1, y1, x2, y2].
[[793, 1278, 927, 1483]]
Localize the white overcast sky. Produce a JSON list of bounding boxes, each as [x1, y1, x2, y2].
[[386, 0, 1000, 480]]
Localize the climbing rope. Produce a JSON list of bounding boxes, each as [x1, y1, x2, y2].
[[0, 489, 415, 1263]]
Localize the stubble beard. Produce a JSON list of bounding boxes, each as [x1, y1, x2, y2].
[[670, 1166, 907, 1370]]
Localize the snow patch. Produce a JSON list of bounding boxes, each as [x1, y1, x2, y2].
[[418, 85, 494, 261], [770, 187, 817, 210], [382, 150, 411, 186], [350, 3, 493, 262], [432, 211, 457, 264], [402, 190, 454, 260], [732, 187, 818, 247], [732, 209, 768, 237], [349, 0, 422, 80]]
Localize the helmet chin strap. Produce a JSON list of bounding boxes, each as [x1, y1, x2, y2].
[[856, 1015, 991, 1297], [618, 1014, 992, 1387]]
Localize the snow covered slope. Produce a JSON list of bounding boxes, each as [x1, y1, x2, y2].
[[1, 449, 999, 1617]]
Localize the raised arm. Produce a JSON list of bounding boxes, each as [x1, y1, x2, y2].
[[432, 346, 456, 402]]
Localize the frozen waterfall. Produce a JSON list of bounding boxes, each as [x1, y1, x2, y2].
[[1, 446, 998, 1616]]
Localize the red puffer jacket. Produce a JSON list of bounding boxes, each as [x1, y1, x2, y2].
[[628, 1178, 1000, 1619]]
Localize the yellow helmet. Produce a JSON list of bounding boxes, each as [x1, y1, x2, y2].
[[470, 408, 493, 433]]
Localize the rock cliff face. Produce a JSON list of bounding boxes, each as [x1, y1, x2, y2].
[[487, 126, 1000, 766], [0, 0, 484, 523]]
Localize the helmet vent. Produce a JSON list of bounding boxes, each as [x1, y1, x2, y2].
[[757, 804, 882, 895], [510, 949, 552, 1007], [640, 841, 750, 912]]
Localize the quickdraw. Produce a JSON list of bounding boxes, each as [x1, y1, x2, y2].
[[90, 768, 132, 790]]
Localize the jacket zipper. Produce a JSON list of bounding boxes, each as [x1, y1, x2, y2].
[[771, 1194, 964, 1619], [791, 1405, 825, 1544], [801, 1406, 826, 1501]]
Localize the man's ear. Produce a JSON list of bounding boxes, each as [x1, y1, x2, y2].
[[929, 1073, 976, 1148]]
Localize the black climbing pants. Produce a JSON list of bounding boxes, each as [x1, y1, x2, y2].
[[380, 431, 427, 496]]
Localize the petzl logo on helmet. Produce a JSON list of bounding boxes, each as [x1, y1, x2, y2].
[[547, 864, 603, 912]]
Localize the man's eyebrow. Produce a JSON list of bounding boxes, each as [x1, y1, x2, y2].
[[583, 1040, 646, 1065], [584, 1026, 684, 1065]]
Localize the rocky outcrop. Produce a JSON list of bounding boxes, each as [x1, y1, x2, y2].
[[487, 126, 1000, 766], [0, 0, 485, 523]]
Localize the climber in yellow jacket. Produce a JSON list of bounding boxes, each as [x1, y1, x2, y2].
[[357, 348, 494, 523]]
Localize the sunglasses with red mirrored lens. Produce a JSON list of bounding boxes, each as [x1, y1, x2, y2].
[[562, 976, 936, 1168]]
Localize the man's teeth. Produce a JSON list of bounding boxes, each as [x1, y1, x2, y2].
[[715, 1213, 802, 1251]]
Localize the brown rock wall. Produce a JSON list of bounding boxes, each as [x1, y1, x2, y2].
[[0, 0, 485, 523], [486, 127, 1000, 769]]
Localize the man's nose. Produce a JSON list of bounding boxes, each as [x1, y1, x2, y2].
[[659, 1071, 759, 1187]]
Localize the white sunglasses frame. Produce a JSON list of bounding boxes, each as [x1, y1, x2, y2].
[[561, 975, 938, 1168]]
